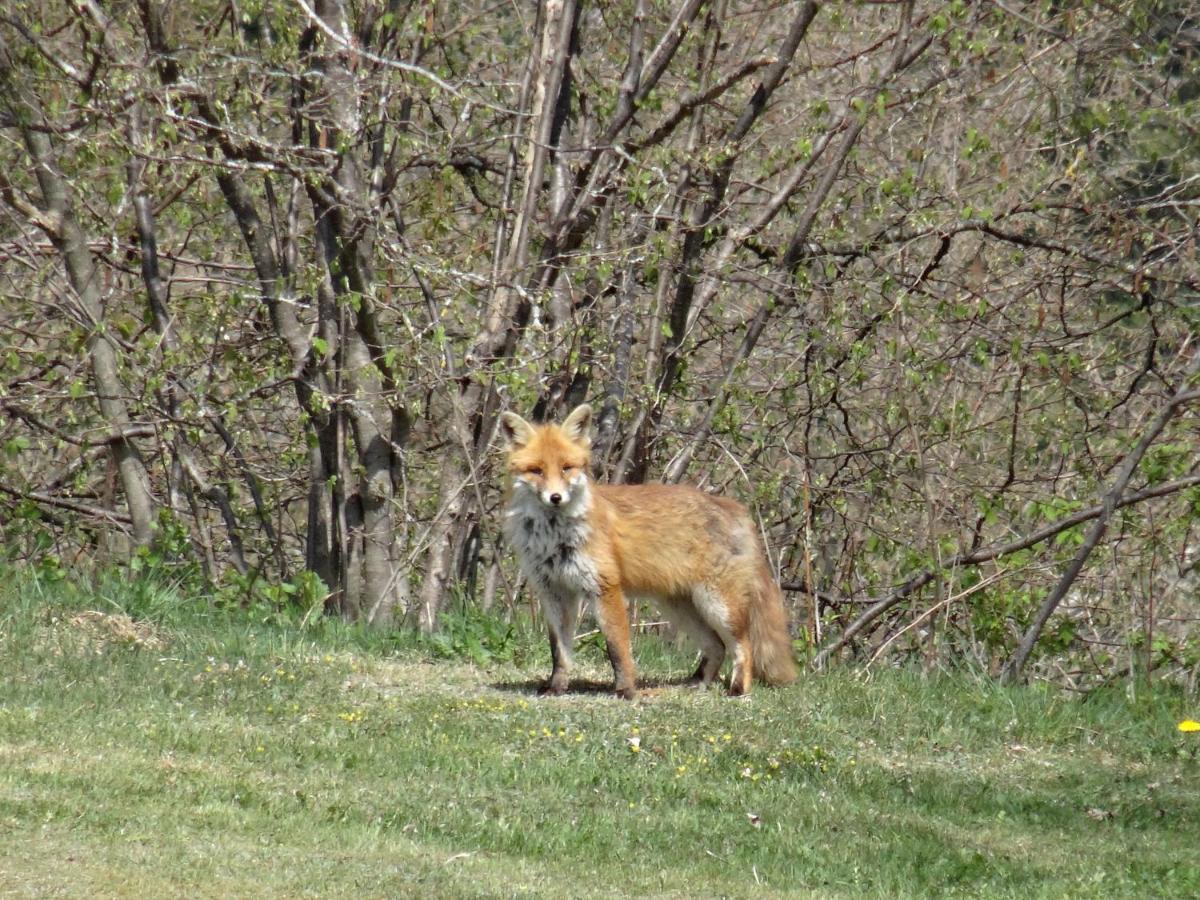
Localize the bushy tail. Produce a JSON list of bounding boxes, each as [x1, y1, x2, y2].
[[750, 570, 798, 686]]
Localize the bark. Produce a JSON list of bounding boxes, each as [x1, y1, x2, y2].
[[304, 0, 408, 624], [0, 41, 158, 546]]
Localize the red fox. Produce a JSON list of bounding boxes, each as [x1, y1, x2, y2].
[[499, 403, 797, 699]]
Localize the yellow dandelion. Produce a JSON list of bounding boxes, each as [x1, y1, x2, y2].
[[1178, 719, 1200, 733]]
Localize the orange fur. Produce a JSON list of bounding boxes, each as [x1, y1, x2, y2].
[[500, 404, 797, 699]]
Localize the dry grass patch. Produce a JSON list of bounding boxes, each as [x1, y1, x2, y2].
[[59, 609, 170, 653]]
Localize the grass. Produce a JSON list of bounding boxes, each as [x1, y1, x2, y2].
[[1, 569, 1198, 898]]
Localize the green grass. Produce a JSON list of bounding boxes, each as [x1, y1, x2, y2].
[[1, 571, 1198, 898]]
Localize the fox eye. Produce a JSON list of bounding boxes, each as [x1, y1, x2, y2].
[[562, 465, 575, 474], [525, 466, 543, 476]]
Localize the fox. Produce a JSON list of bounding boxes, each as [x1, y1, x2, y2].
[[499, 403, 797, 699]]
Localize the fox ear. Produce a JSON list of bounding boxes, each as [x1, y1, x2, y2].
[[560, 403, 593, 447], [498, 411, 535, 449]]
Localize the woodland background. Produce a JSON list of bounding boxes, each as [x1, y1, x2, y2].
[[0, 0, 1197, 687]]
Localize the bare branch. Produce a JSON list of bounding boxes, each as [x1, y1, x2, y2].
[[813, 470, 1200, 670]]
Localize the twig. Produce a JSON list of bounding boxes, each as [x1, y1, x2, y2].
[[1002, 353, 1200, 682], [812, 470, 1200, 670], [0, 482, 133, 526], [860, 569, 1008, 672], [575, 621, 670, 641]]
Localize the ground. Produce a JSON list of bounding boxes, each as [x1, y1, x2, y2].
[[1, 591, 1198, 898]]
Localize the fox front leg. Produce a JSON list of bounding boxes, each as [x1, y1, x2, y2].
[[539, 594, 580, 696], [595, 584, 638, 700]]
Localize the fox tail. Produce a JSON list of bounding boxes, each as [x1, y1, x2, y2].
[[749, 570, 798, 686]]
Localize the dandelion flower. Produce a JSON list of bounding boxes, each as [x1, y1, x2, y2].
[[1179, 719, 1200, 733]]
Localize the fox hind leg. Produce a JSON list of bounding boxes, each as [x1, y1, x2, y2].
[[728, 633, 754, 696], [661, 594, 726, 687], [687, 634, 726, 688], [692, 584, 754, 696]]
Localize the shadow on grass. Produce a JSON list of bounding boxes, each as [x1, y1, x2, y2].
[[490, 674, 718, 697]]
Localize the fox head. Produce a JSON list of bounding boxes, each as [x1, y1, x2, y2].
[[499, 403, 593, 512]]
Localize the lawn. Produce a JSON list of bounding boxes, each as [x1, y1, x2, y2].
[[1, 572, 1197, 898]]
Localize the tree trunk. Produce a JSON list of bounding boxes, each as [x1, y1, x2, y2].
[[0, 47, 158, 545]]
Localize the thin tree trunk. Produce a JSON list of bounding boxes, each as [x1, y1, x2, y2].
[[629, 0, 820, 481], [417, 0, 578, 628], [662, 5, 931, 483], [0, 46, 158, 545], [128, 103, 255, 574], [305, 0, 407, 624]]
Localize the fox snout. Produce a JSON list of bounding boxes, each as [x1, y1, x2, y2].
[[536, 477, 579, 509]]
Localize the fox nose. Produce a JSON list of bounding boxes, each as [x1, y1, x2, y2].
[[548, 492, 563, 505]]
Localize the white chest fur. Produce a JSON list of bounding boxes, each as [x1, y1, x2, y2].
[[504, 484, 599, 600]]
